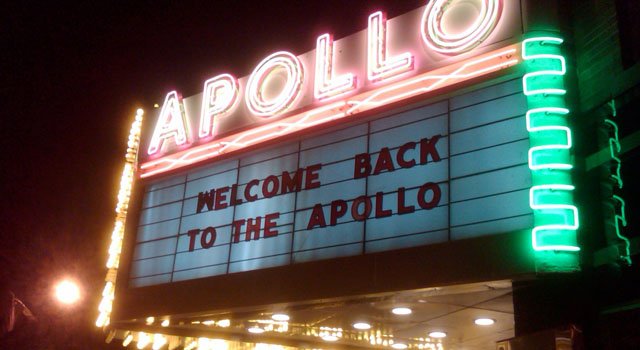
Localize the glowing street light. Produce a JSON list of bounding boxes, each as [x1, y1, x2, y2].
[[55, 279, 81, 305]]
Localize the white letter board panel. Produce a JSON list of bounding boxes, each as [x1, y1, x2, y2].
[[129, 78, 531, 287]]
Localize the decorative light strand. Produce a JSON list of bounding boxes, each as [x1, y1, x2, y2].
[[147, 92, 189, 155], [526, 107, 572, 170], [96, 108, 143, 328], [522, 36, 579, 252], [421, 0, 502, 54]]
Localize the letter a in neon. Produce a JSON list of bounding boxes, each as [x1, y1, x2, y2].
[[148, 91, 189, 155]]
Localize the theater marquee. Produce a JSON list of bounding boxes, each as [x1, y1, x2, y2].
[[125, 0, 580, 290]]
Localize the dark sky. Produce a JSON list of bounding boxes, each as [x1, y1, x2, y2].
[[0, 1, 425, 348]]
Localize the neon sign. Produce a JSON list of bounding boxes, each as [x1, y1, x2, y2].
[[147, 92, 189, 155], [421, 0, 503, 54], [604, 100, 631, 265], [522, 36, 579, 252], [245, 51, 304, 117], [142, 1, 517, 175], [199, 74, 239, 139], [314, 33, 357, 100], [141, 46, 519, 178]]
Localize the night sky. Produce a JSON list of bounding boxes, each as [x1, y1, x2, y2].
[[0, 1, 425, 348]]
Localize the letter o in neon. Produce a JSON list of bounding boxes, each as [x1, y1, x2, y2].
[[421, 0, 502, 55], [245, 51, 304, 117]]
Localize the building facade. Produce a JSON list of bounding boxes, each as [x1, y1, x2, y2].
[[97, 1, 640, 349]]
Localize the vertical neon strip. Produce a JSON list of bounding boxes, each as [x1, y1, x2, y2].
[[314, 34, 357, 100], [604, 118, 623, 188], [367, 11, 414, 82], [147, 91, 189, 155], [522, 36, 579, 252], [96, 109, 143, 327], [199, 74, 240, 139], [612, 195, 631, 264]]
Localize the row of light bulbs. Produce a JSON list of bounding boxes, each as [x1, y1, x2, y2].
[[115, 306, 495, 349], [96, 109, 144, 328]]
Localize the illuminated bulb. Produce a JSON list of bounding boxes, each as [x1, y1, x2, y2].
[[102, 282, 114, 297], [146, 316, 155, 325], [161, 319, 170, 327], [474, 318, 495, 326], [95, 312, 108, 327], [271, 313, 290, 321], [353, 322, 371, 330], [152, 334, 166, 350], [248, 326, 265, 334], [428, 331, 447, 338], [123, 333, 134, 346], [55, 280, 80, 305], [322, 335, 339, 342], [137, 333, 151, 349], [184, 340, 198, 350], [202, 320, 215, 326], [217, 319, 231, 327], [392, 343, 408, 349], [391, 307, 412, 315]]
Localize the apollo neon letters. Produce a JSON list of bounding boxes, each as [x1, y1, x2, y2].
[[145, 1, 509, 167]]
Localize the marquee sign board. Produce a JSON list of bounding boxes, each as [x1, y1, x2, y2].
[[130, 78, 533, 287], [125, 1, 547, 288]]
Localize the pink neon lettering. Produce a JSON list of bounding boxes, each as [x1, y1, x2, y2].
[[245, 51, 304, 117], [367, 11, 414, 82], [199, 74, 239, 138], [140, 46, 519, 177], [314, 33, 357, 100], [147, 91, 189, 155]]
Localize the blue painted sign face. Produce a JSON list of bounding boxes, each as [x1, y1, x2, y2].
[[130, 78, 533, 288]]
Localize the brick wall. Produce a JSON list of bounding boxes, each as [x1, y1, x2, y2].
[[572, 0, 623, 112]]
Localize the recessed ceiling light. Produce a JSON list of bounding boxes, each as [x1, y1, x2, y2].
[[248, 326, 265, 334], [392, 343, 408, 349], [428, 331, 447, 338], [474, 318, 495, 326], [322, 335, 339, 341], [353, 322, 371, 330], [272, 313, 290, 321], [391, 307, 412, 315], [161, 319, 170, 327]]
